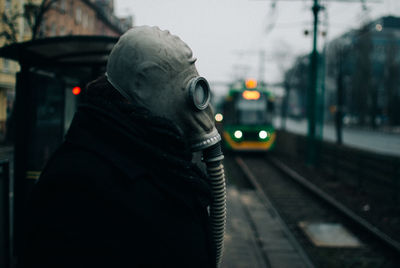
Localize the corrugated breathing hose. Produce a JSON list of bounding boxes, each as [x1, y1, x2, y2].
[[203, 142, 226, 268]]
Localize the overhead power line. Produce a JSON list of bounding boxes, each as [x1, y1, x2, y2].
[[251, 0, 381, 165]]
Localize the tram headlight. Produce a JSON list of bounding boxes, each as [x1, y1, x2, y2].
[[259, 130, 268, 139], [234, 130, 243, 139], [215, 113, 223, 122]]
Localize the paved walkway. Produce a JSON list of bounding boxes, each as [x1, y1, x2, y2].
[[221, 187, 313, 268], [0, 145, 312, 267], [275, 117, 400, 157]]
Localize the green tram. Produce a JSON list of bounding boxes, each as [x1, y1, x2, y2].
[[220, 79, 276, 151]]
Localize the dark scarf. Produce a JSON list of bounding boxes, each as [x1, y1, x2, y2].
[[65, 95, 213, 208]]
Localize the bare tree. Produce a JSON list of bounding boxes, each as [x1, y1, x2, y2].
[[282, 54, 310, 119], [0, 0, 59, 45], [384, 33, 400, 126], [352, 26, 373, 127], [327, 42, 346, 143], [25, 0, 59, 40], [0, 1, 23, 44]]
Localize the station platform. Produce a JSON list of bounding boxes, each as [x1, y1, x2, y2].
[[221, 187, 313, 268]]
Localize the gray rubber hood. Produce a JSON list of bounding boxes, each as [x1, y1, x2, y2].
[[106, 26, 219, 151]]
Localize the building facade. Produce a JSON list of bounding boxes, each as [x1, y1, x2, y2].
[[37, 0, 132, 38], [325, 16, 400, 127], [0, 0, 25, 140], [0, 0, 132, 141]]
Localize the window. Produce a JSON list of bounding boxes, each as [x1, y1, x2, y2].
[[89, 17, 95, 30], [75, 7, 82, 24], [50, 24, 57, 36], [60, 0, 66, 12], [236, 97, 270, 124], [59, 26, 66, 36], [82, 13, 88, 28], [5, 0, 11, 10], [69, 0, 74, 17], [24, 19, 30, 35], [39, 21, 47, 37], [3, 59, 9, 71]]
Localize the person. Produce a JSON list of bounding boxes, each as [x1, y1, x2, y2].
[[21, 26, 226, 268]]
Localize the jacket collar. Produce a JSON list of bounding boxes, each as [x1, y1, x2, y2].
[[65, 101, 212, 209]]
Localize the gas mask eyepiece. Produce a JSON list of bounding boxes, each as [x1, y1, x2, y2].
[[188, 77, 211, 111]]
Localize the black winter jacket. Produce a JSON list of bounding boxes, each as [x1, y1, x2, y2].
[[22, 97, 216, 268]]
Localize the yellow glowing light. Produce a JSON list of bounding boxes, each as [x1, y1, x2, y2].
[[242, 90, 260, 100], [245, 79, 257, 89], [215, 113, 223, 122], [375, 24, 383, 32]]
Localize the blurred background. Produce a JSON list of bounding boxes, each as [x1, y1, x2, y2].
[[111, 0, 400, 156], [0, 0, 399, 153], [1, 1, 400, 267]]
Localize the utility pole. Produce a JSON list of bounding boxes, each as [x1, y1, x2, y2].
[[253, 0, 381, 166], [305, 0, 378, 165], [306, 0, 321, 166], [335, 47, 344, 145]]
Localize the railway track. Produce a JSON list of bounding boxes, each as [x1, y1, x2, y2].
[[227, 153, 400, 267]]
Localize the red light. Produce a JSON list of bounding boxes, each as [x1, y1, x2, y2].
[[72, 86, 81, 95]]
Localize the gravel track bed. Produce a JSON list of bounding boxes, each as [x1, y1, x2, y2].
[[226, 153, 400, 267]]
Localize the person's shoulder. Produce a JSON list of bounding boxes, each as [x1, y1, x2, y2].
[[47, 142, 110, 172], [38, 141, 150, 188], [38, 141, 124, 188]]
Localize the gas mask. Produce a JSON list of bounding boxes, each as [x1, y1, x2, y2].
[[106, 26, 226, 267]]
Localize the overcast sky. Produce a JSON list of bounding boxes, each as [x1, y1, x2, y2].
[[114, 0, 400, 93]]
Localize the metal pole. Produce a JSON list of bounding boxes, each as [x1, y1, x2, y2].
[[13, 66, 31, 267], [1, 160, 10, 268], [307, 0, 320, 165], [335, 49, 344, 145], [316, 46, 326, 140], [281, 84, 290, 130]]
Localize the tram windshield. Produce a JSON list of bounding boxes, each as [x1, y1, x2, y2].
[[236, 98, 271, 125]]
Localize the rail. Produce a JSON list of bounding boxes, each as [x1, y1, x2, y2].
[[268, 156, 400, 254], [276, 130, 400, 206], [235, 156, 316, 268]]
